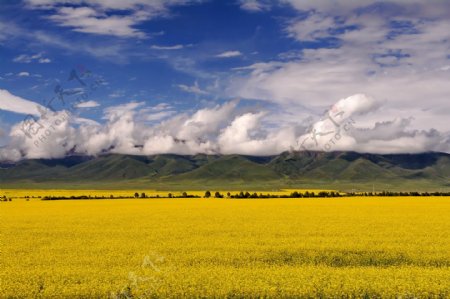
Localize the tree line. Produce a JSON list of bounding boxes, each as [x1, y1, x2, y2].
[[2, 190, 449, 202]]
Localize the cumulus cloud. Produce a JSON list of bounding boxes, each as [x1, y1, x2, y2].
[[0, 94, 448, 162], [17, 72, 30, 77], [292, 94, 449, 154]]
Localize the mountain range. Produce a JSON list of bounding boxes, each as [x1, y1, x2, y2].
[[1, 151, 449, 191]]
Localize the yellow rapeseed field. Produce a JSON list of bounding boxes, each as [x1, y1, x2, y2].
[[1, 195, 450, 298], [0, 189, 331, 200]]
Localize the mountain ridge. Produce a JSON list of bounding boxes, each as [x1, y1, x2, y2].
[[1, 151, 449, 190]]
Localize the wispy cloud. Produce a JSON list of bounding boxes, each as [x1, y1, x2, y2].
[[239, 0, 270, 12], [13, 52, 51, 63], [75, 101, 100, 108], [151, 44, 185, 50], [0, 89, 46, 115], [109, 90, 126, 98], [25, 0, 204, 38], [32, 30, 129, 62], [178, 82, 208, 95], [47, 6, 148, 38], [216, 50, 242, 58]]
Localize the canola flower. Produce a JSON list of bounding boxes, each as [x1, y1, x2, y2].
[[1, 196, 450, 298], [0, 189, 330, 200]]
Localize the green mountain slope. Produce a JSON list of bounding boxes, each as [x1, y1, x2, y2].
[[174, 155, 280, 182], [0, 152, 449, 190]]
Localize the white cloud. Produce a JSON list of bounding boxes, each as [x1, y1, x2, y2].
[[103, 102, 144, 121], [145, 111, 176, 121], [13, 54, 33, 63], [0, 89, 46, 115], [32, 30, 128, 62], [216, 50, 242, 58], [286, 13, 337, 41], [75, 100, 100, 108], [227, 3, 450, 139], [249, 0, 450, 17], [151, 44, 185, 50], [150, 103, 173, 111], [0, 95, 448, 161], [109, 90, 125, 98], [2, 20, 128, 62], [0, 21, 21, 43], [47, 6, 148, 38], [178, 82, 208, 95], [218, 112, 278, 155], [25, 0, 203, 38], [38, 58, 51, 63], [13, 52, 51, 63], [239, 0, 270, 12], [17, 72, 30, 77]]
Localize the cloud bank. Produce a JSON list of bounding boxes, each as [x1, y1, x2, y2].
[[0, 92, 448, 161]]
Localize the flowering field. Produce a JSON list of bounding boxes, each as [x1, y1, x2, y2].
[[1, 196, 450, 298], [0, 189, 335, 200]]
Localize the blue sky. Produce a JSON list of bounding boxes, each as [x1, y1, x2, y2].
[[1, 0, 450, 159]]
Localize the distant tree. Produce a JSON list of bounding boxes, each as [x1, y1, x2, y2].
[[134, 192, 139, 198], [214, 191, 223, 198], [227, 192, 231, 198], [182, 192, 188, 198], [110, 195, 114, 199], [204, 191, 211, 198], [168, 193, 173, 198], [141, 192, 146, 198]]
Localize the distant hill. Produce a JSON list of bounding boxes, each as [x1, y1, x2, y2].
[[0, 152, 449, 191]]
